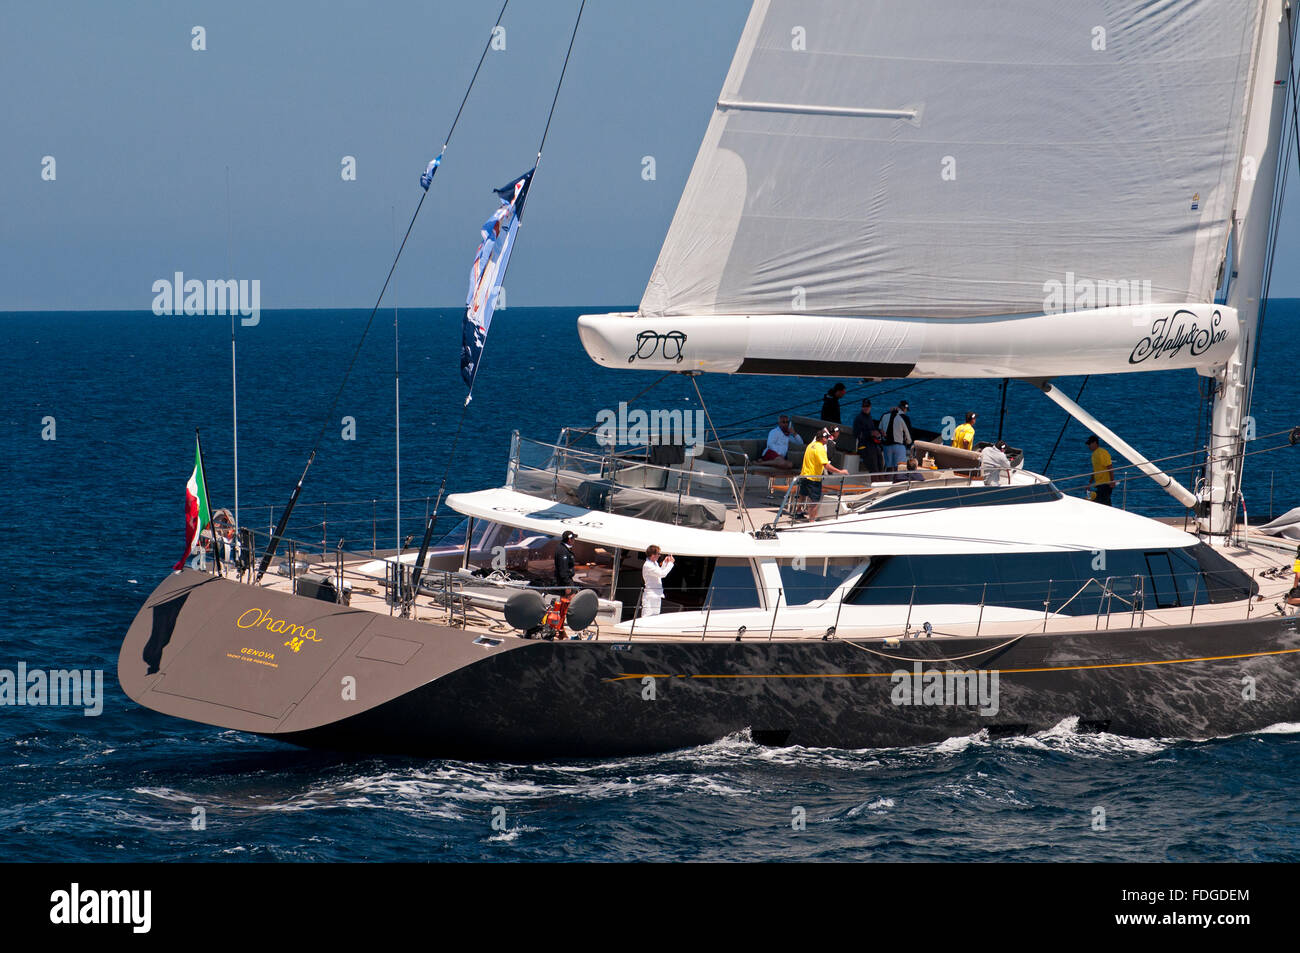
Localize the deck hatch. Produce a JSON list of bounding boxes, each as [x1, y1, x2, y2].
[[356, 635, 423, 665]]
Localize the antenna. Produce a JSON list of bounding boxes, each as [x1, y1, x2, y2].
[[226, 165, 239, 538], [393, 204, 400, 552]]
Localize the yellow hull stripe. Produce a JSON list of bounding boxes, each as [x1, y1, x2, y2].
[[601, 645, 1300, 682]]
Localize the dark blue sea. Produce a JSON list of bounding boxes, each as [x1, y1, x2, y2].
[[3, 304, 1299, 862]]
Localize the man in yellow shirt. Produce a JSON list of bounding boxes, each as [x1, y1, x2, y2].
[[1086, 435, 1115, 506], [952, 412, 976, 451], [1288, 546, 1300, 610], [797, 430, 848, 520]]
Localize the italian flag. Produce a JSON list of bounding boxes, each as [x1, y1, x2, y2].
[[174, 433, 213, 570]]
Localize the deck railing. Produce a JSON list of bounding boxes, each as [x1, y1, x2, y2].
[[187, 523, 1287, 643], [507, 433, 756, 530]]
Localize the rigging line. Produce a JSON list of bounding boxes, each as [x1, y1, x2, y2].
[[1051, 438, 1299, 500], [1254, 5, 1299, 363], [440, 0, 511, 152], [703, 377, 924, 441], [564, 372, 677, 445], [1041, 375, 1089, 473], [226, 166, 239, 538], [840, 632, 1030, 664], [408, 1, 588, 598], [995, 377, 1008, 442], [258, 424, 1300, 545], [461, 0, 587, 407], [254, 8, 510, 582], [782, 432, 1300, 535], [1046, 423, 1300, 483], [688, 373, 757, 534], [1254, 3, 1300, 389], [1033, 431, 1299, 495], [534, 0, 587, 164], [255, 189, 429, 583]]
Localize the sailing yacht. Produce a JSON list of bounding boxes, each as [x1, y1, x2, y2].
[[119, 0, 1300, 758]]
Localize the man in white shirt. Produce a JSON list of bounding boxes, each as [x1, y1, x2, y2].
[[641, 545, 674, 616], [979, 440, 1015, 486], [761, 415, 804, 469], [219, 525, 240, 578]]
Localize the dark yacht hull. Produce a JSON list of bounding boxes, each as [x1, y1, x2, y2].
[[119, 570, 1300, 759]]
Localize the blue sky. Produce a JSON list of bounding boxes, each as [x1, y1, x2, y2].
[[2, 0, 1296, 310]]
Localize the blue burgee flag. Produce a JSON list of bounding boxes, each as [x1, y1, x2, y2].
[[461, 169, 534, 393], [420, 156, 441, 190]]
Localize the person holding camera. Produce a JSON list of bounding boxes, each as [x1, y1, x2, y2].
[[641, 544, 674, 617]]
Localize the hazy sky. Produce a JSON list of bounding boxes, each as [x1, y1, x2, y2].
[[2, 0, 1296, 310]]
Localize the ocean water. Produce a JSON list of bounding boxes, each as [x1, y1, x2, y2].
[[2, 304, 1299, 862]]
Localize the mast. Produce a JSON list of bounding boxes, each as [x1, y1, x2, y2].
[[1204, 0, 1295, 539]]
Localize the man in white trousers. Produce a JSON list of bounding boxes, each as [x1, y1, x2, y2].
[[641, 545, 674, 616]]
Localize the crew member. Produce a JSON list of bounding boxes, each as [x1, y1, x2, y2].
[[761, 415, 804, 470], [894, 457, 926, 483], [798, 429, 849, 520], [881, 404, 912, 471], [219, 524, 241, 578], [821, 383, 847, 425], [554, 530, 577, 594], [641, 544, 674, 616], [952, 412, 976, 451], [898, 400, 914, 436], [1086, 435, 1115, 506], [980, 440, 1014, 486], [853, 398, 885, 478]]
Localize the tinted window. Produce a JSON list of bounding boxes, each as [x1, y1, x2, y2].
[[844, 545, 1249, 615], [707, 559, 761, 609], [1144, 551, 1181, 608], [1188, 543, 1258, 602], [777, 558, 861, 605], [863, 483, 1062, 512]]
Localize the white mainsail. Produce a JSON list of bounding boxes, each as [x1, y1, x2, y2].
[[579, 0, 1293, 536], [639, 0, 1262, 321]]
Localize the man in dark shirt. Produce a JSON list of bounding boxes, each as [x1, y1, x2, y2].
[[852, 398, 884, 478], [553, 530, 577, 594], [821, 382, 847, 424]]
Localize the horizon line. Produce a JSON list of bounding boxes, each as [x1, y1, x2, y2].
[[3, 299, 1298, 315]]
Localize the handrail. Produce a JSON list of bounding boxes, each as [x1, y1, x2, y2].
[[511, 434, 753, 524], [189, 517, 1289, 641]]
